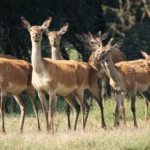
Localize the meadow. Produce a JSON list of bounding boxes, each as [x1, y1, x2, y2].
[[1, 95, 150, 150]]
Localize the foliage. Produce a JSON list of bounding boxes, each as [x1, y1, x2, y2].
[[0, 0, 105, 61], [101, 0, 150, 60], [0, 0, 149, 61], [121, 23, 150, 60]]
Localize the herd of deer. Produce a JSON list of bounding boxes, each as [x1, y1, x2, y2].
[[0, 17, 150, 134]]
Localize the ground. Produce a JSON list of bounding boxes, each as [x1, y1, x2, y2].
[[1, 96, 150, 150]]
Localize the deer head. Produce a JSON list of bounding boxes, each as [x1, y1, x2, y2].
[[21, 17, 52, 42], [92, 38, 123, 64], [45, 23, 69, 47], [92, 38, 113, 64], [75, 31, 109, 53]]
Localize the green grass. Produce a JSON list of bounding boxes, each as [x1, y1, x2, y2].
[[1, 96, 150, 150]]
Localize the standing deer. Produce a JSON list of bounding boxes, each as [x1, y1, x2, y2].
[[76, 32, 126, 99], [140, 50, 150, 121], [0, 55, 17, 114], [45, 23, 76, 129], [46, 23, 106, 130], [76, 32, 126, 124], [21, 17, 106, 133], [0, 57, 40, 133], [87, 35, 150, 127]]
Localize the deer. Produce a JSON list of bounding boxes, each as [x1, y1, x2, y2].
[[0, 57, 40, 133], [21, 17, 106, 133], [0, 55, 18, 114], [84, 33, 150, 127], [76, 32, 126, 124], [140, 50, 150, 121], [45, 23, 76, 130], [45, 23, 106, 130]]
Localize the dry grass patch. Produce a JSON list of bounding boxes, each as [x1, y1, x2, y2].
[[0, 97, 150, 150]]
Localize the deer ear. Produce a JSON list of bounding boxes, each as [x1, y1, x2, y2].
[[94, 31, 101, 39], [140, 50, 148, 59], [42, 17, 52, 29], [75, 34, 85, 42], [110, 39, 123, 51], [21, 17, 31, 29], [59, 23, 69, 35], [101, 31, 109, 40]]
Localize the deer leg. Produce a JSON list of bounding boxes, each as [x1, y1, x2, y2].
[[141, 90, 150, 122], [83, 100, 90, 129], [13, 94, 27, 133], [26, 86, 41, 131], [130, 93, 137, 127], [114, 91, 122, 127], [53, 96, 58, 113], [74, 90, 85, 130], [120, 92, 126, 125], [105, 76, 111, 98], [91, 86, 106, 128], [5, 97, 9, 114], [66, 103, 71, 130], [49, 92, 57, 134], [38, 93, 49, 132], [94, 96, 106, 128], [144, 99, 149, 122], [64, 93, 80, 131], [101, 76, 109, 103], [10, 96, 16, 113], [1, 92, 7, 133], [89, 97, 93, 109]]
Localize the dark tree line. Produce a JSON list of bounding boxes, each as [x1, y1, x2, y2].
[[0, 0, 150, 61]]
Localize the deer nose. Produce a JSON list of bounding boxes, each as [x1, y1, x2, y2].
[[33, 34, 40, 39], [51, 40, 56, 44]]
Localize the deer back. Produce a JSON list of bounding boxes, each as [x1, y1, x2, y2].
[[0, 58, 32, 94], [42, 58, 90, 89]]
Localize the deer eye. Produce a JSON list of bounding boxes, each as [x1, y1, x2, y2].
[[40, 29, 44, 32], [90, 41, 95, 44]]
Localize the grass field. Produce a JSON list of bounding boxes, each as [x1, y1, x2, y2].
[[1, 96, 150, 150]]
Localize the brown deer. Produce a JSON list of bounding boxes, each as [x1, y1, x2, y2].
[[76, 32, 126, 99], [0, 55, 17, 114], [0, 57, 40, 133], [140, 50, 150, 121], [21, 17, 106, 133], [45, 23, 76, 129], [76, 32, 126, 124], [46, 23, 69, 60], [46, 23, 106, 130], [87, 35, 150, 127]]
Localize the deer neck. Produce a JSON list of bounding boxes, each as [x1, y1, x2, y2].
[[31, 41, 43, 73], [102, 55, 121, 85], [51, 46, 62, 60]]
